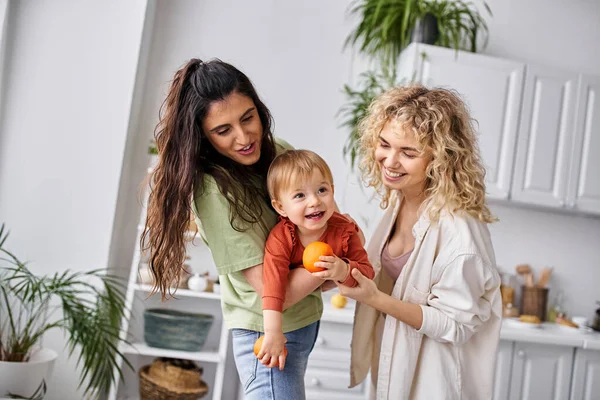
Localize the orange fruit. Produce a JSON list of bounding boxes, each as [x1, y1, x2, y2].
[[303, 241, 333, 273], [253, 335, 288, 366], [331, 294, 348, 309], [253, 335, 264, 357]]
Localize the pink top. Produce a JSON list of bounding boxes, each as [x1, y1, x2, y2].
[[381, 241, 413, 281]]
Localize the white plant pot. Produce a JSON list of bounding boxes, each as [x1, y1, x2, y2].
[[0, 348, 58, 398]]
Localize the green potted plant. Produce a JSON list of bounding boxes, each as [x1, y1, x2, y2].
[[337, 66, 404, 170], [423, 0, 492, 52], [148, 139, 158, 156], [339, 0, 491, 170], [345, 0, 491, 67], [0, 224, 131, 399]]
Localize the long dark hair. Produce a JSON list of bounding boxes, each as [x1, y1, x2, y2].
[[143, 59, 276, 299]]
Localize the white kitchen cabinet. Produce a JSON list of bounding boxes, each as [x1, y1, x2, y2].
[[397, 43, 525, 200], [306, 318, 367, 400], [571, 348, 600, 400], [493, 340, 515, 400], [511, 65, 579, 208], [566, 74, 600, 214], [508, 342, 574, 400]]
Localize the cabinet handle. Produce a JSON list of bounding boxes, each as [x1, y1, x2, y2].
[[517, 350, 525, 358], [310, 378, 321, 387]]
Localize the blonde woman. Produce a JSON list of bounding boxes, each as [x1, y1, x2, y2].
[[338, 85, 502, 399]]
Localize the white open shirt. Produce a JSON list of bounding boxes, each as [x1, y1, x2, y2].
[[349, 194, 502, 400]]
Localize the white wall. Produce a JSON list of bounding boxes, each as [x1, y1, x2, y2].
[[0, 1, 149, 398], [136, 0, 600, 323], [483, 0, 600, 76]]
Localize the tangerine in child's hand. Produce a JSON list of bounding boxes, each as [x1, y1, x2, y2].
[[303, 241, 333, 273], [253, 335, 288, 366]]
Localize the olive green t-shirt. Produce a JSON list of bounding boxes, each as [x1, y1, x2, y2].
[[192, 138, 322, 332]]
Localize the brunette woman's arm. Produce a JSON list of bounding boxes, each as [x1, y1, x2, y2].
[[242, 264, 322, 310], [241, 264, 264, 295], [282, 268, 323, 310]]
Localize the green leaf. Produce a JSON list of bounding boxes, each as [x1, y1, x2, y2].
[[0, 223, 131, 396], [336, 65, 407, 170]]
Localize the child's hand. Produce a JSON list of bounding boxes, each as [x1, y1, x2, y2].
[[312, 255, 350, 282], [257, 331, 288, 370]]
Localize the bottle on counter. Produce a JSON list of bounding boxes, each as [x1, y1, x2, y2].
[[500, 272, 516, 311], [593, 301, 600, 332], [503, 302, 519, 318], [546, 291, 564, 323]]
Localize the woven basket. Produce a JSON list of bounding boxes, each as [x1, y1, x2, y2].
[[144, 309, 214, 352], [139, 358, 209, 400]]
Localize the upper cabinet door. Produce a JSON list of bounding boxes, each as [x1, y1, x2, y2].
[[511, 65, 579, 207], [566, 74, 600, 214], [404, 44, 525, 200]]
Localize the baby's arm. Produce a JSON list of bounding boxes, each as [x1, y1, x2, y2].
[[261, 231, 292, 369], [337, 231, 375, 287], [260, 310, 287, 370], [262, 231, 291, 312]]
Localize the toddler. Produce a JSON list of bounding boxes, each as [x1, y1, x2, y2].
[[258, 149, 375, 369]]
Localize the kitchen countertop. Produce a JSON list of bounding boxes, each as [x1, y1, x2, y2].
[[320, 293, 600, 349]]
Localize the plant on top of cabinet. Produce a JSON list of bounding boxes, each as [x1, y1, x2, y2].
[[345, 0, 492, 68], [148, 139, 158, 155], [337, 65, 404, 170]]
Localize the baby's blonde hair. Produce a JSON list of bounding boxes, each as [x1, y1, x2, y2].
[[267, 149, 334, 200], [359, 85, 496, 223]]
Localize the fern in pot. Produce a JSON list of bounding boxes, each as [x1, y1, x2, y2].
[[337, 65, 404, 170], [339, 0, 491, 171], [0, 224, 131, 399], [345, 0, 492, 67]]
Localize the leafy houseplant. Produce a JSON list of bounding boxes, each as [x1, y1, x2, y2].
[[345, 0, 491, 67], [148, 139, 158, 155], [424, 0, 491, 52], [0, 224, 131, 398], [339, 0, 491, 170], [337, 66, 404, 170]]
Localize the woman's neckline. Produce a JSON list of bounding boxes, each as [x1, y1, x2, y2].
[[383, 239, 414, 260]]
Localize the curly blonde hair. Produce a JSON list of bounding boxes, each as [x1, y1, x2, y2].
[[359, 85, 496, 223]]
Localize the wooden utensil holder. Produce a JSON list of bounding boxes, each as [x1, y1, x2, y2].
[[520, 286, 549, 321]]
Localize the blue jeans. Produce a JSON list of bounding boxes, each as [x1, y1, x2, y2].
[[231, 321, 320, 400]]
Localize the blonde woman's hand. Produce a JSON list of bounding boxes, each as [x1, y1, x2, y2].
[[312, 255, 350, 282], [336, 269, 379, 304]]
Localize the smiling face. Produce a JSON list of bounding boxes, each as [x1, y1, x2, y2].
[[271, 170, 336, 235], [375, 120, 430, 198], [202, 91, 263, 165]]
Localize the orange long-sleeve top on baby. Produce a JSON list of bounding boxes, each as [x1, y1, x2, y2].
[[262, 212, 375, 312]]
